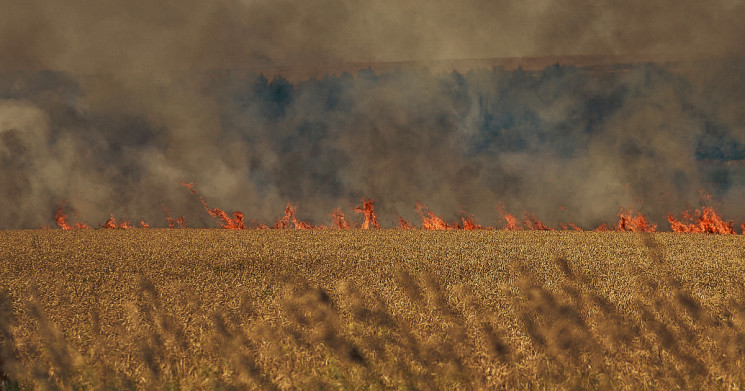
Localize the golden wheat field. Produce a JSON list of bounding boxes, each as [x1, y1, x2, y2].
[[1, 229, 745, 389]]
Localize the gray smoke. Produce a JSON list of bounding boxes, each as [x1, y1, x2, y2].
[[0, 1, 744, 229]]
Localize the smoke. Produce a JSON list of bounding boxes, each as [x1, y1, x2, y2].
[[0, 1, 744, 228]]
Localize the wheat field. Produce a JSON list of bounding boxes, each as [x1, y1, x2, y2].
[[1, 229, 745, 389]]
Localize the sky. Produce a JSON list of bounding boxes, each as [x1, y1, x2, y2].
[[1, 0, 745, 229]]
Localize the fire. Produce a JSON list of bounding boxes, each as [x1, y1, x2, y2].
[[180, 181, 198, 194], [50, 182, 745, 233], [102, 215, 135, 229], [496, 204, 521, 230], [164, 206, 175, 228], [332, 208, 351, 229], [274, 204, 313, 229], [523, 214, 553, 231], [398, 216, 415, 229], [55, 208, 72, 230], [354, 198, 379, 229], [201, 198, 246, 229], [460, 214, 482, 230], [668, 206, 735, 234], [559, 223, 583, 231], [666, 191, 736, 234], [415, 203, 453, 230], [615, 208, 656, 232], [181, 182, 245, 229], [55, 208, 90, 229], [162, 206, 185, 228]]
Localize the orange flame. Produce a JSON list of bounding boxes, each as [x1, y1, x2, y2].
[[415, 202, 453, 230], [331, 208, 351, 229], [119, 219, 135, 229], [201, 198, 245, 229], [55, 208, 72, 230], [102, 215, 134, 229], [559, 222, 583, 231], [668, 206, 735, 234], [274, 204, 312, 229], [594, 224, 610, 232], [460, 214, 483, 230], [180, 181, 198, 194], [523, 214, 554, 231], [163, 207, 186, 228], [615, 208, 656, 232], [182, 182, 245, 229], [102, 216, 116, 228], [163, 206, 175, 228], [398, 216, 415, 229], [496, 204, 521, 230], [354, 198, 379, 229], [46, 180, 738, 233], [55, 208, 89, 229]]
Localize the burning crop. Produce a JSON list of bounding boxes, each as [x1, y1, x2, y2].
[[49, 184, 745, 234]]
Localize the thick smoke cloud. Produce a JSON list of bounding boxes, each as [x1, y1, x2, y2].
[[0, 1, 744, 228]]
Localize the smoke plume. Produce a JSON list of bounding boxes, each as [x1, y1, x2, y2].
[[0, 1, 744, 228]]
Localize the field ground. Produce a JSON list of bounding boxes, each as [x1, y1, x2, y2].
[[1, 229, 745, 389]]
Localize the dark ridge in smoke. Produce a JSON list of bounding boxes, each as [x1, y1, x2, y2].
[[2, 61, 745, 229]]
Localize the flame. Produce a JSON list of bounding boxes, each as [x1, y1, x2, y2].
[[331, 208, 351, 229], [415, 202, 453, 230], [201, 198, 246, 229], [496, 204, 521, 230], [102, 216, 116, 229], [559, 222, 583, 231], [274, 204, 312, 229], [50, 181, 745, 233], [668, 206, 735, 234], [398, 216, 415, 229], [353, 198, 379, 229], [594, 224, 610, 232], [615, 208, 656, 232], [523, 214, 554, 231], [102, 215, 135, 229], [163, 206, 185, 228], [667, 191, 736, 234], [181, 182, 246, 229], [180, 181, 198, 194], [55, 208, 72, 230], [163, 206, 175, 228], [460, 214, 482, 230], [55, 208, 89, 229]]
